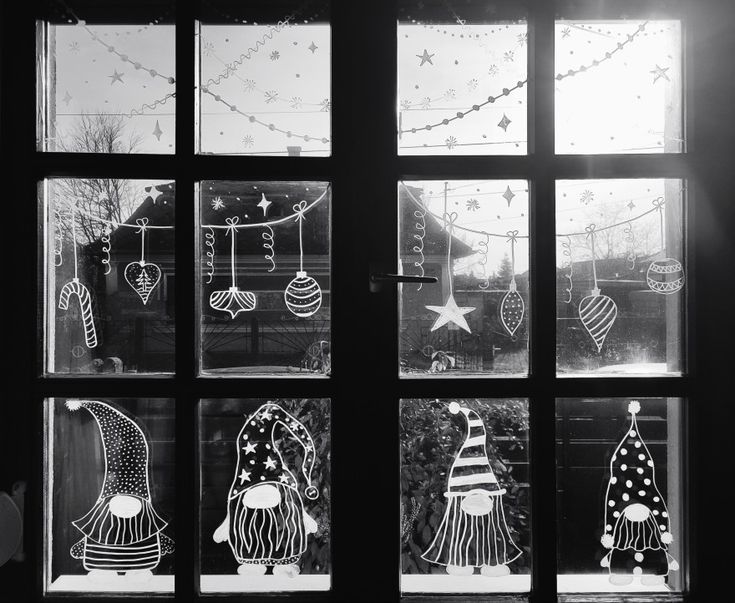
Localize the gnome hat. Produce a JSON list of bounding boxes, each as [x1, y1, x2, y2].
[[445, 402, 504, 498], [67, 399, 168, 545], [228, 402, 319, 502], [601, 400, 673, 551]]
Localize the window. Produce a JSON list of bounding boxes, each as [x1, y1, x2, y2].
[[2, 0, 734, 601]]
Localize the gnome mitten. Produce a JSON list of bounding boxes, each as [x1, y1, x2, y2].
[[70, 539, 84, 559], [304, 511, 318, 535], [213, 517, 229, 543], [160, 533, 175, 555]]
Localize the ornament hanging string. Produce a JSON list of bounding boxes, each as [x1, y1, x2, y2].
[[62, 202, 174, 230], [586, 224, 599, 291], [226, 217, 239, 287], [653, 196, 666, 251], [293, 201, 308, 273], [444, 211, 459, 297], [507, 229, 519, 287], [71, 206, 79, 280], [135, 218, 149, 264]]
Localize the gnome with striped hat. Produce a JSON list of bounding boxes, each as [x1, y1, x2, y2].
[[213, 402, 319, 578], [66, 400, 174, 582], [422, 401, 522, 577]]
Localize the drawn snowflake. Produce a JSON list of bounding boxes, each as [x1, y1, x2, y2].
[[68, 41, 80, 53], [420, 97, 431, 109], [467, 78, 479, 91], [211, 196, 225, 211], [504, 50, 515, 62], [445, 136, 458, 150], [320, 98, 331, 112], [561, 26, 572, 39], [242, 135, 254, 148], [270, 50, 280, 61], [444, 88, 456, 100], [290, 96, 303, 109], [517, 33, 528, 47], [580, 189, 595, 205], [265, 90, 279, 104], [203, 41, 216, 57], [488, 64, 499, 77], [466, 198, 480, 211], [400, 99, 412, 111], [243, 79, 256, 92]]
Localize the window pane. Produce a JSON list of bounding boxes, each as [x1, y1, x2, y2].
[[199, 398, 331, 593], [398, 2, 527, 155], [555, 179, 685, 376], [44, 398, 175, 594], [399, 181, 529, 377], [556, 398, 685, 593], [198, 1, 331, 156], [43, 179, 175, 375], [199, 181, 331, 376], [38, 11, 176, 153], [400, 398, 530, 594], [555, 20, 682, 154]]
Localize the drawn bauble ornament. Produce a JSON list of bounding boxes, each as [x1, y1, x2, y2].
[[499, 283, 524, 337], [646, 258, 684, 295], [210, 286, 256, 318], [578, 289, 617, 353], [284, 271, 322, 317], [124, 261, 162, 305]]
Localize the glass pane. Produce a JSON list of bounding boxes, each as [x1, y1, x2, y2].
[[399, 180, 529, 377], [198, 1, 331, 156], [398, 1, 527, 155], [555, 20, 682, 154], [555, 179, 685, 376], [199, 398, 331, 593], [44, 398, 175, 594], [556, 398, 685, 594], [42, 179, 176, 375], [38, 8, 176, 153], [199, 181, 331, 376], [400, 398, 530, 594]]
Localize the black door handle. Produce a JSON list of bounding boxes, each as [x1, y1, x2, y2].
[[369, 272, 437, 292]]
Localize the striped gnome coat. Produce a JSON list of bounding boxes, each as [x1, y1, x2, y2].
[[213, 403, 319, 571], [422, 402, 522, 574], [67, 400, 174, 573]]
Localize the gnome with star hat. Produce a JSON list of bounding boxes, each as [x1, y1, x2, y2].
[[599, 400, 679, 586], [66, 400, 174, 581], [213, 402, 320, 578], [422, 401, 522, 576]]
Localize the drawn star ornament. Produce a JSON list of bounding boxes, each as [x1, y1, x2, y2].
[[426, 294, 476, 333], [416, 49, 435, 66]]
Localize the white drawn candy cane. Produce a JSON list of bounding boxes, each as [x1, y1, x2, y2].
[[58, 278, 98, 349]]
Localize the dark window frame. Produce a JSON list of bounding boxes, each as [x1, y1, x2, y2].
[[0, 0, 732, 601]]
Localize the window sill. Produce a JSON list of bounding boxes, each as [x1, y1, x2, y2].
[[401, 574, 530, 594], [199, 574, 330, 593], [47, 574, 173, 593]]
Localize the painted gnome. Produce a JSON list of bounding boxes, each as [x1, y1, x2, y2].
[[67, 400, 174, 580], [422, 401, 522, 576], [213, 402, 319, 578], [600, 400, 679, 585]]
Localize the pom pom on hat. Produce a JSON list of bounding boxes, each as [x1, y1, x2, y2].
[[600, 533, 614, 549], [448, 402, 461, 415], [66, 400, 83, 412], [628, 400, 641, 415]]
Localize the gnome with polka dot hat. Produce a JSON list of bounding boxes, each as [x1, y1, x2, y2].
[[213, 402, 319, 578], [600, 400, 679, 586], [66, 400, 174, 582]]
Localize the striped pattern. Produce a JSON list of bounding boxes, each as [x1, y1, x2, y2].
[[421, 497, 522, 568], [447, 410, 501, 494], [578, 293, 617, 353], [58, 279, 98, 348], [210, 287, 257, 318], [82, 534, 161, 571], [73, 497, 167, 546], [228, 484, 307, 565]]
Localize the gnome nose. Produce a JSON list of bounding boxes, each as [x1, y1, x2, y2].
[[623, 502, 651, 522], [109, 495, 143, 518], [460, 491, 495, 516]]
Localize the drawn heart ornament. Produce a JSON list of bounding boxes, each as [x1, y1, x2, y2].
[[578, 290, 618, 353], [124, 261, 162, 305]]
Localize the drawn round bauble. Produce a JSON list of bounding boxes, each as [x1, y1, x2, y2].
[[284, 271, 322, 317], [646, 258, 684, 295]]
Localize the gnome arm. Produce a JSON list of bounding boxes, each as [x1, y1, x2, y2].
[[213, 515, 230, 543], [600, 551, 611, 568], [70, 538, 85, 559], [160, 532, 175, 555]]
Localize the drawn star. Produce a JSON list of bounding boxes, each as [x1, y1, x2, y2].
[[238, 469, 251, 484], [211, 196, 225, 211], [62, 91, 73, 105], [257, 193, 272, 217], [308, 41, 318, 53], [264, 456, 277, 470], [69, 41, 80, 53], [243, 441, 257, 455], [561, 26, 571, 38], [279, 473, 290, 483], [109, 69, 124, 85], [497, 113, 512, 132], [416, 49, 435, 66], [627, 201, 636, 210], [426, 294, 475, 333], [650, 64, 670, 84], [503, 186, 516, 207], [152, 120, 163, 141], [260, 408, 273, 421]]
